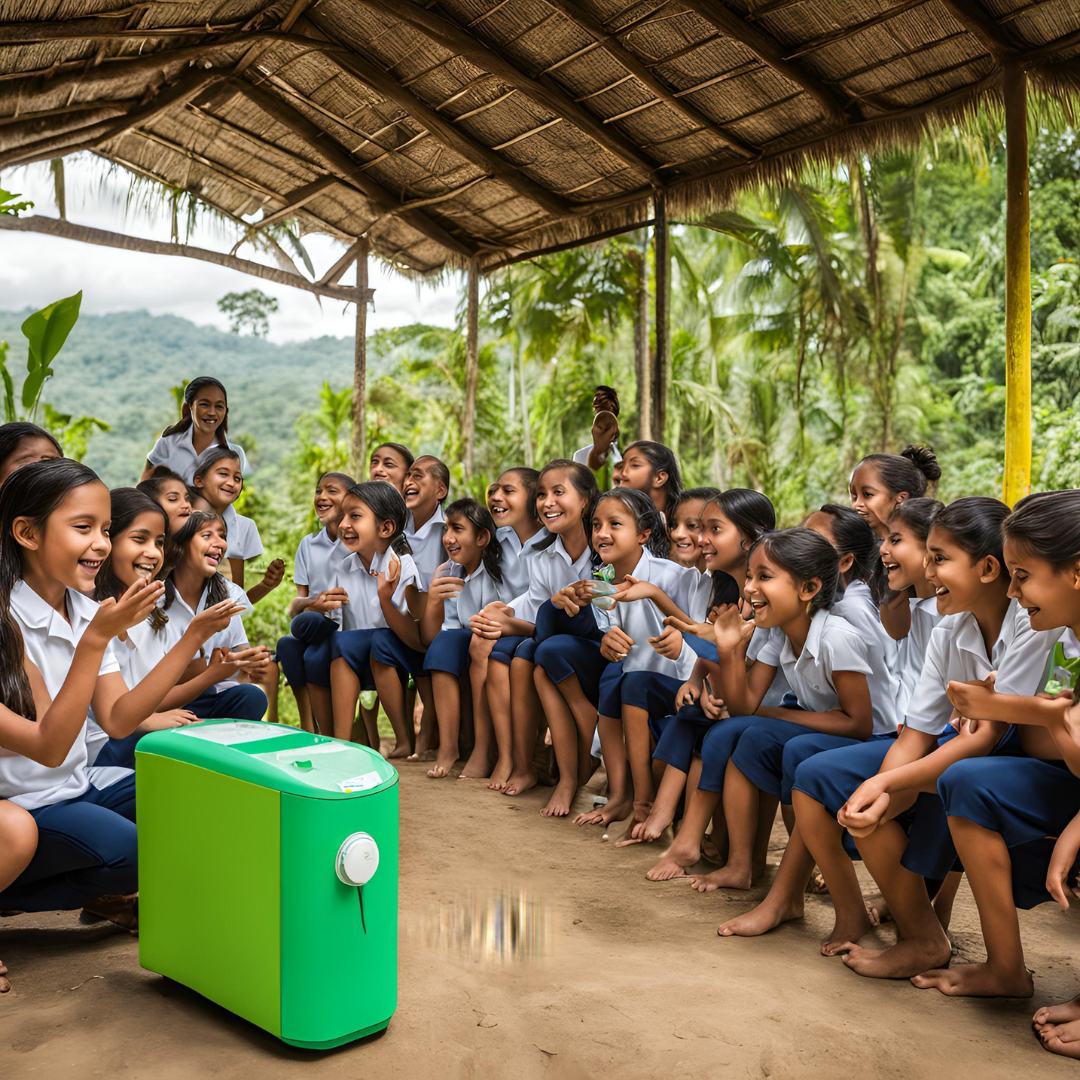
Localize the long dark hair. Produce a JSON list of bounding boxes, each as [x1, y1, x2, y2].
[[749, 527, 840, 615], [855, 444, 941, 499], [887, 496, 943, 542], [161, 376, 231, 446], [94, 488, 169, 630], [347, 481, 412, 556], [931, 497, 1010, 578], [163, 510, 231, 617], [705, 488, 776, 608], [595, 488, 670, 559], [0, 422, 62, 475], [814, 503, 887, 605], [193, 445, 243, 489], [0, 458, 104, 720], [445, 498, 503, 584], [622, 440, 683, 519], [1004, 490, 1080, 569], [534, 459, 600, 558]]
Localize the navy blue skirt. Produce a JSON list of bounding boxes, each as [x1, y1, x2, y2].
[[423, 628, 472, 677], [598, 668, 681, 725], [489, 634, 529, 667], [534, 635, 608, 702], [369, 627, 426, 687], [697, 715, 760, 794], [730, 716, 847, 802], [329, 627, 378, 691], [277, 609, 337, 688]]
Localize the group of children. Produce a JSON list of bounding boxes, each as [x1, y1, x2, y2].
[[2, 378, 1080, 1062]]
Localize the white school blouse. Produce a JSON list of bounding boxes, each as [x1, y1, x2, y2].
[[747, 626, 792, 708], [572, 443, 623, 467], [405, 505, 446, 590], [766, 609, 897, 733], [333, 548, 422, 632], [902, 598, 1060, 735], [439, 563, 511, 631], [497, 526, 549, 604], [510, 535, 596, 625], [146, 428, 249, 484], [0, 582, 120, 810], [221, 505, 263, 562], [162, 579, 252, 695], [597, 549, 708, 682], [896, 596, 944, 715], [293, 527, 346, 597]]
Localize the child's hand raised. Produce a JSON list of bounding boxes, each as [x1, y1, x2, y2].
[[601, 626, 635, 662], [375, 553, 401, 597], [310, 587, 348, 613], [712, 604, 754, 653], [187, 599, 245, 643], [87, 578, 166, 643], [663, 614, 713, 642], [648, 624, 683, 660], [260, 558, 285, 592]]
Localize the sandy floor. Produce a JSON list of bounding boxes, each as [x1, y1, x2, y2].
[[3, 764, 1080, 1079]]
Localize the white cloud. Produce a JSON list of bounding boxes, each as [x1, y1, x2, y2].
[[0, 156, 463, 341]]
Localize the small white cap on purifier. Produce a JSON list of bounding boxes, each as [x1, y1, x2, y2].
[[336, 832, 380, 887]]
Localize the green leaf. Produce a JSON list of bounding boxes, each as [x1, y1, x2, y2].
[[20, 291, 82, 411], [0, 188, 34, 216]]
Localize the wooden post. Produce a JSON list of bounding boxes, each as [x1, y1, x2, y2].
[[652, 191, 670, 441], [350, 236, 370, 477], [1003, 63, 1031, 506], [463, 256, 480, 484], [634, 242, 652, 441]]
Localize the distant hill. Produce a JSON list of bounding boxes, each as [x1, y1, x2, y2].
[[0, 309, 373, 488]]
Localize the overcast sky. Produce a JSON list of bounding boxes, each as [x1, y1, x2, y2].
[[0, 156, 463, 342]]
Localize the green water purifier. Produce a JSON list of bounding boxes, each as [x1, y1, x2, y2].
[[135, 719, 399, 1049]]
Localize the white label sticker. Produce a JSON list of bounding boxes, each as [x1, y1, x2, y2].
[[337, 771, 383, 793]]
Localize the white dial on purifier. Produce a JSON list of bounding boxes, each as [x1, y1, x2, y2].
[[336, 832, 380, 886]]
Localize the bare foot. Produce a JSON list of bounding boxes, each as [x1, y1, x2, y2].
[[834, 931, 951, 976], [427, 752, 457, 778], [1034, 997, 1080, 1031], [541, 777, 577, 817], [616, 808, 674, 847], [574, 798, 632, 827], [646, 842, 698, 881], [502, 769, 537, 796], [0, 957, 9, 994], [405, 750, 436, 762], [689, 863, 753, 892], [718, 897, 804, 937], [820, 910, 874, 957], [866, 892, 892, 926], [487, 756, 513, 791], [458, 750, 494, 779], [911, 961, 1034, 998], [386, 741, 412, 760], [1042, 1022, 1080, 1060], [82, 893, 138, 933]]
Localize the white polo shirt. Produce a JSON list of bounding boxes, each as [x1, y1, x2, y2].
[[221, 505, 263, 562], [405, 505, 446, 589], [747, 625, 793, 708], [293, 528, 346, 596], [0, 581, 120, 809], [147, 427, 249, 484], [497, 525, 549, 604], [334, 548, 422, 632], [897, 596, 944, 714], [439, 562, 508, 632], [902, 598, 1059, 735], [510, 535, 596, 625]]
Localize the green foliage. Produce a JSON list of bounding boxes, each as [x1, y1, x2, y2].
[[21, 291, 82, 415], [0, 188, 33, 216], [217, 289, 280, 338]]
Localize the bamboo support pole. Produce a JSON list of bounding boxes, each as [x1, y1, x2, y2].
[[463, 256, 480, 483], [652, 191, 669, 440], [1003, 63, 1031, 505], [351, 237, 370, 477]]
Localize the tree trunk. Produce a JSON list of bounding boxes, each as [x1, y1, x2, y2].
[[350, 238, 370, 477], [515, 329, 534, 467], [463, 256, 480, 483]]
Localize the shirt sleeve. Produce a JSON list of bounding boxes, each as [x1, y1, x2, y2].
[[748, 626, 781, 666], [390, 553, 423, 612], [820, 625, 874, 679], [993, 608, 1060, 696], [242, 517, 264, 560], [146, 435, 170, 467], [98, 640, 121, 677], [513, 557, 554, 625], [293, 537, 310, 589], [901, 625, 954, 734]]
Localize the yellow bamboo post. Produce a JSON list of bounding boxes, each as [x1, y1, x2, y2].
[[1003, 63, 1031, 505], [350, 236, 370, 477]]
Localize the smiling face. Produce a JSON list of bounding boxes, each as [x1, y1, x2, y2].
[[619, 448, 664, 497], [1005, 538, 1080, 632], [403, 459, 446, 517], [925, 524, 999, 615], [443, 513, 486, 570], [369, 447, 410, 492], [314, 475, 349, 527], [849, 463, 905, 536], [698, 501, 748, 576], [195, 457, 243, 510], [337, 493, 383, 556], [182, 518, 228, 579], [189, 386, 227, 437], [535, 469, 587, 537], [153, 479, 192, 535], [591, 497, 648, 567], [111, 510, 166, 590], [0, 435, 61, 487], [487, 471, 533, 533], [669, 498, 706, 567], [15, 480, 112, 592], [880, 518, 929, 592], [744, 546, 817, 628]]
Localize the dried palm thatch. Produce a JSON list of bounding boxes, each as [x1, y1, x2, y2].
[[0, 0, 1077, 278]]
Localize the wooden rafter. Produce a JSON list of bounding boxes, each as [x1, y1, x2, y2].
[[0, 17, 247, 43], [319, 237, 369, 286], [678, 0, 848, 123], [786, 0, 933, 60], [0, 214, 374, 304], [540, 0, 758, 159], [936, 0, 1017, 59], [349, 0, 658, 181], [250, 175, 337, 229]]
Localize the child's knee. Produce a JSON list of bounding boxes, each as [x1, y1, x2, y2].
[[0, 803, 37, 864]]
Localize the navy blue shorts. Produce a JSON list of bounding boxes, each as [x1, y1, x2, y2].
[[938, 754, 1080, 908], [792, 735, 896, 816], [534, 600, 603, 644], [653, 702, 717, 773], [599, 668, 681, 725], [535, 635, 608, 702], [698, 715, 759, 794], [514, 637, 540, 664], [423, 628, 472, 676], [277, 610, 337, 688], [489, 634, 528, 667], [730, 716, 839, 801], [329, 627, 378, 691], [370, 626, 427, 687]]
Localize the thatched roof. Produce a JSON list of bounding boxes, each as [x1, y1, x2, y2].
[[1, 0, 1078, 277]]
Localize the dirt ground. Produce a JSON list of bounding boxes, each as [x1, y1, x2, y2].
[[2, 763, 1080, 1079]]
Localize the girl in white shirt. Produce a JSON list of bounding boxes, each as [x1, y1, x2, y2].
[[420, 499, 507, 780], [142, 376, 248, 483], [328, 482, 423, 749], [276, 470, 354, 734]]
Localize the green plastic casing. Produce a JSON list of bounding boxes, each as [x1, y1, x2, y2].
[[135, 719, 399, 1049]]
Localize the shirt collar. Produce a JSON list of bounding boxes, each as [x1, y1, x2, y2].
[[779, 608, 829, 667], [221, 504, 239, 530], [10, 579, 98, 641], [498, 525, 549, 554], [408, 504, 445, 541]]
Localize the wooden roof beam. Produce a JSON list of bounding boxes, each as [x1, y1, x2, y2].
[[678, 0, 848, 124], [250, 175, 338, 229], [348, 0, 658, 181], [540, 0, 758, 159], [229, 78, 478, 259], [936, 0, 1016, 60], [0, 17, 247, 44]]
